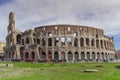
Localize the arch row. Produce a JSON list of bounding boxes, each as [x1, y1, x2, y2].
[[18, 50, 115, 62]]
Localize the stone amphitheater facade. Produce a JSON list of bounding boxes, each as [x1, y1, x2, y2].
[[5, 12, 115, 62]]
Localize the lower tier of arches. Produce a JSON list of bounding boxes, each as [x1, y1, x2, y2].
[[6, 51, 115, 62]]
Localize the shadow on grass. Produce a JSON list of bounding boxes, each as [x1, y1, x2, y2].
[[115, 65, 120, 69]]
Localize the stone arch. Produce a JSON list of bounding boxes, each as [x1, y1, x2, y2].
[[42, 38, 46, 46], [20, 47, 24, 60], [54, 51, 59, 61], [108, 53, 110, 60], [96, 39, 99, 48], [38, 47, 41, 56], [68, 51, 73, 61], [16, 34, 21, 44], [81, 52, 85, 60], [74, 52, 79, 61], [67, 37, 72, 47], [25, 52, 29, 59], [101, 40, 103, 48], [92, 52, 95, 60], [61, 52, 66, 61], [12, 52, 15, 59], [41, 52, 46, 60], [86, 38, 89, 46], [22, 39, 24, 45], [73, 32, 78, 37], [31, 52, 35, 59], [48, 32, 52, 37], [26, 37, 29, 44], [91, 39, 94, 46], [48, 51, 52, 60], [8, 52, 11, 58], [74, 38, 78, 47], [80, 38, 84, 47], [104, 41, 106, 48], [105, 53, 108, 60], [33, 38, 36, 44], [97, 52, 100, 60], [87, 52, 90, 60], [54, 37, 59, 46], [37, 38, 40, 44], [48, 38, 52, 46], [101, 52, 104, 60], [61, 37, 65, 46]]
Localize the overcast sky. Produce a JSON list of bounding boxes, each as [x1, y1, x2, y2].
[[0, 0, 120, 50]]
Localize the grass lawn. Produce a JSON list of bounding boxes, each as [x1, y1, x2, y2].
[[0, 62, 120, 80]]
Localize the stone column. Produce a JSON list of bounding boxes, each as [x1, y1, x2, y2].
[[73, 52, 75, 62], [85, 52, 87, 60], [78, 37, 80, 47], [72, 37, 74, 47], [90, 52, 92, 60], [84, 38, 86, 48], [65, 51, 68, 62], [79, 52, 81, 60], [52, 50, 54, 60], [59, 51, 62, 60], [94, 39, 96, 49]]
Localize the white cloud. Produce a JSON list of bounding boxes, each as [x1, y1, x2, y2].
[[0, 0, 120, 42]]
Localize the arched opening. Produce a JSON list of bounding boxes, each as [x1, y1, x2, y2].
[[41, 52, 46, 60], [16, 34, 21, 44], [31, 52, 35, 59], [108, 53, 110, 60], [48, 51, 52, 60], [101, 40, 103, 48], [61, 52, 66, 61], [20, 52, 23, 60], [33, 33, 36, 36], [42, 38, 46, 46], [38, 47, 42, 57], [105, 53, 108, 60], [37, 38, 40, 44], [48, 32, 52, 37], [91, 39, 94, 47], [20, 47, 24, 60], [8, 52, 11, 58], [81, 52, 85, 60], [54, 51, 59, 61], [67, 37, 72, 47], [33, 38, 36, 44], [87, 52, 90, 60], [54, 37, 59, 46], [11, 52, 15, 59], [97, 52, 100, 60], [61, 37, 65, 46], [73, 32, 78, 37], [80, 38, 84, 47], [86, 38, 89, 46], [48, 38, 52, 46], [92, 52, 95, 60], [101, 53, 104, 60], [26, 37, 29, 44], [74, 38, 78, 47], [104, 41, 106, 48], [22, 39, 24, 45], [74, 52, 79, 61], [25, 52, 29, 59], [68, 51, 73, 61], [96, 39, 99, 48]]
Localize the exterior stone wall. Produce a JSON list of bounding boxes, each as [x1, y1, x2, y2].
[[5, 12, 115, 62]]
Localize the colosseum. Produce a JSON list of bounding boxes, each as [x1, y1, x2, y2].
[[5, 12, 115, 62]]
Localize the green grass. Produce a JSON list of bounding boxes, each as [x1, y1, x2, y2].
[[0, 62, 120, 80]]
